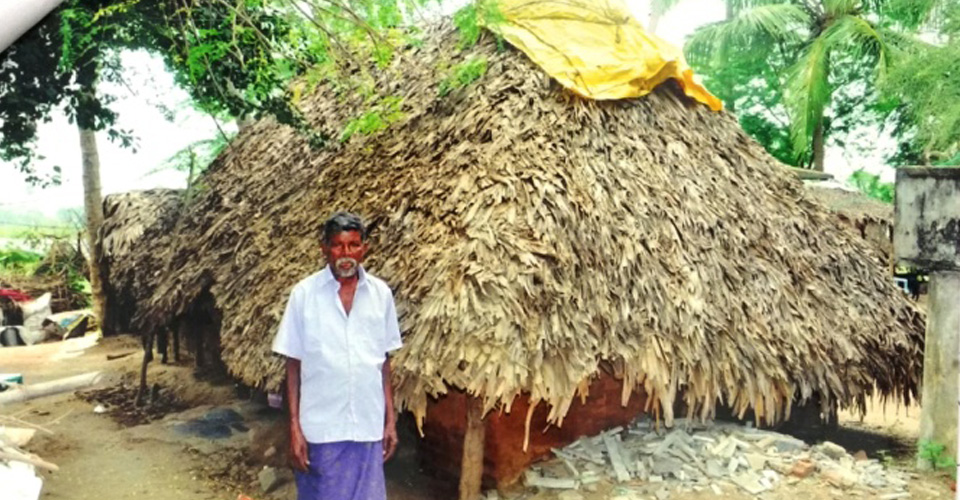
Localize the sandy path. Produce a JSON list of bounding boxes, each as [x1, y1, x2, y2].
[[2, 336, 224, 500]]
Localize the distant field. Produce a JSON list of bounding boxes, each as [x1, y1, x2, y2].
[[0, 225, 75, 249]]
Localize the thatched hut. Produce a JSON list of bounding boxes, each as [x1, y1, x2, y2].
[[99, 189, 183, 336], [135, 22, 924, 489]]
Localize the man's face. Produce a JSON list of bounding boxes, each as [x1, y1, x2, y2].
[[322, 230, 367, 279]]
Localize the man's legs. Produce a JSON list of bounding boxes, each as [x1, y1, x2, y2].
[[296, 441, 386, 500]]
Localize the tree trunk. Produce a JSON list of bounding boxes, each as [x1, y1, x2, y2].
[[648, 10, 660, 34], [811, 119, 826, 172], [79, 121, 107, 326], [185, 148, 197, 204]]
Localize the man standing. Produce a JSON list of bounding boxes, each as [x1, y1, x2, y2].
[[272, 211, 402, 500]]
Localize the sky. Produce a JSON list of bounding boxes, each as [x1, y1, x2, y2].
[[0, 51, 227, 218], [0, 0, 895, 219]]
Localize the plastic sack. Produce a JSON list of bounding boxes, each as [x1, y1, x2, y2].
[[488, 0, 722, 110], [0, 460, 43, 500]]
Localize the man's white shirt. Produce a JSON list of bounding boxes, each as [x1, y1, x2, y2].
[[272, 266, 402, 444]]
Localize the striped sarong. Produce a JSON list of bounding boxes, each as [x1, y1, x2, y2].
[[296, 441, 386, 500]]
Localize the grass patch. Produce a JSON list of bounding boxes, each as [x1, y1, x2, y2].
[[0, 248, 44, 274]]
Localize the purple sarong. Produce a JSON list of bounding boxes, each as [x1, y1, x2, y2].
[[296, 441, 386, 500]]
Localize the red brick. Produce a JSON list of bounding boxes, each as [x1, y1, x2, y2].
[[790, 459, 816, 478]]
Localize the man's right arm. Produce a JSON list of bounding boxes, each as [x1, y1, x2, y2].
[[273, 286, 309, 471], [286, 357, 309, 471]]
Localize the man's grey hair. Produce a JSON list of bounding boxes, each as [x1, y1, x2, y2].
[[322, 211, 368, 244]]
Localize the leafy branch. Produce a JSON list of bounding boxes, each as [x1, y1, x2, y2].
[[340, 96, 405, 142], [438, 56, 488, 96]]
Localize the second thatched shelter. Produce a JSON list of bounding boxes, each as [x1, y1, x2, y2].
[[99, 189, 183, 335], [134, 21, 924, 487], [806, 181, 894, 263]]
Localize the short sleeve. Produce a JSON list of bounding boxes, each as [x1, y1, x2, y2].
[[384, 288, 403, 352], [272, 285, 304, 359]]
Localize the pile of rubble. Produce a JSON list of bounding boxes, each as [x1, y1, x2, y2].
[[524, 418, 912, 499]]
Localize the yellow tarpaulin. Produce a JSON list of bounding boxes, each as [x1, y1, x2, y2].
[[487, 0, 723, 110]]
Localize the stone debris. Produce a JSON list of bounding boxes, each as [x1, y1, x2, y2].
[[257, 466, 282, 493], [521, 417, 912, 498], [790, 458, 816, 478], [818, 441, 848, 460], [524, 470, 579, 490]]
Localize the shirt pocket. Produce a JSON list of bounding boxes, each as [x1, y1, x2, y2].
[[355, 310, 386, 363]]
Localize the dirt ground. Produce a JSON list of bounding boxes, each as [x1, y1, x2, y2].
[[1, 334, 955, 500]]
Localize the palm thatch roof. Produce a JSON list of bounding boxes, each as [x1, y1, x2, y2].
[[805, 182, 893, 222], [138, 25, 924, 429], [805, 182, 893, 263], [99, 189, 183, 334]]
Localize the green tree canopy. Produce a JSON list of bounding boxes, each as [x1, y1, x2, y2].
[[0, 0, 440, 181], [681, 0, 937, 171], [881, 1, 960, 164]]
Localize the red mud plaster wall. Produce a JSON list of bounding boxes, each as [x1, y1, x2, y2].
[[420, 373, 646, 487]]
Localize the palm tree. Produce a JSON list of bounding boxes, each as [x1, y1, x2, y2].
[[663, 0, 922, 171]]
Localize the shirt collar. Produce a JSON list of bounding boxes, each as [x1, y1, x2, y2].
[[317, 265, 368, 288]]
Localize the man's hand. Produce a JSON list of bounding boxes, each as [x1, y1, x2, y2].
[[382, 420, 398, 462], [290, 425, 310, 472]]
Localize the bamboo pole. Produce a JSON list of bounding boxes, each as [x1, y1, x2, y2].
[[0, 447, 60, 471], [458, 397, 485, 500], [0, 371, 103, 406]]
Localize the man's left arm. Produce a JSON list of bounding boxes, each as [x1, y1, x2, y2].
[[382, 287, 403, 462], [382, 359, 397, 461]]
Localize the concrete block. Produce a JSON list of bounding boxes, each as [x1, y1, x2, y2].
[[651, 456, 683, 478], [773, 437, 806, 453], [817, 441, 847, 460], [524, 471, 579, 489], [822, 467, 857, 489], [894, 167, 960, 270], [743, 452, 767, 470], [730, 472, 769, 495], [705, 459, 725, 478]]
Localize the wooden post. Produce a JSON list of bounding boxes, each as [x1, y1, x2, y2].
[[459, 396, 485, 500]]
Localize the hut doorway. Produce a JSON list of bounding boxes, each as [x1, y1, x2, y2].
[[181, 289, 227, 380], [138, 289, 228, 404]]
